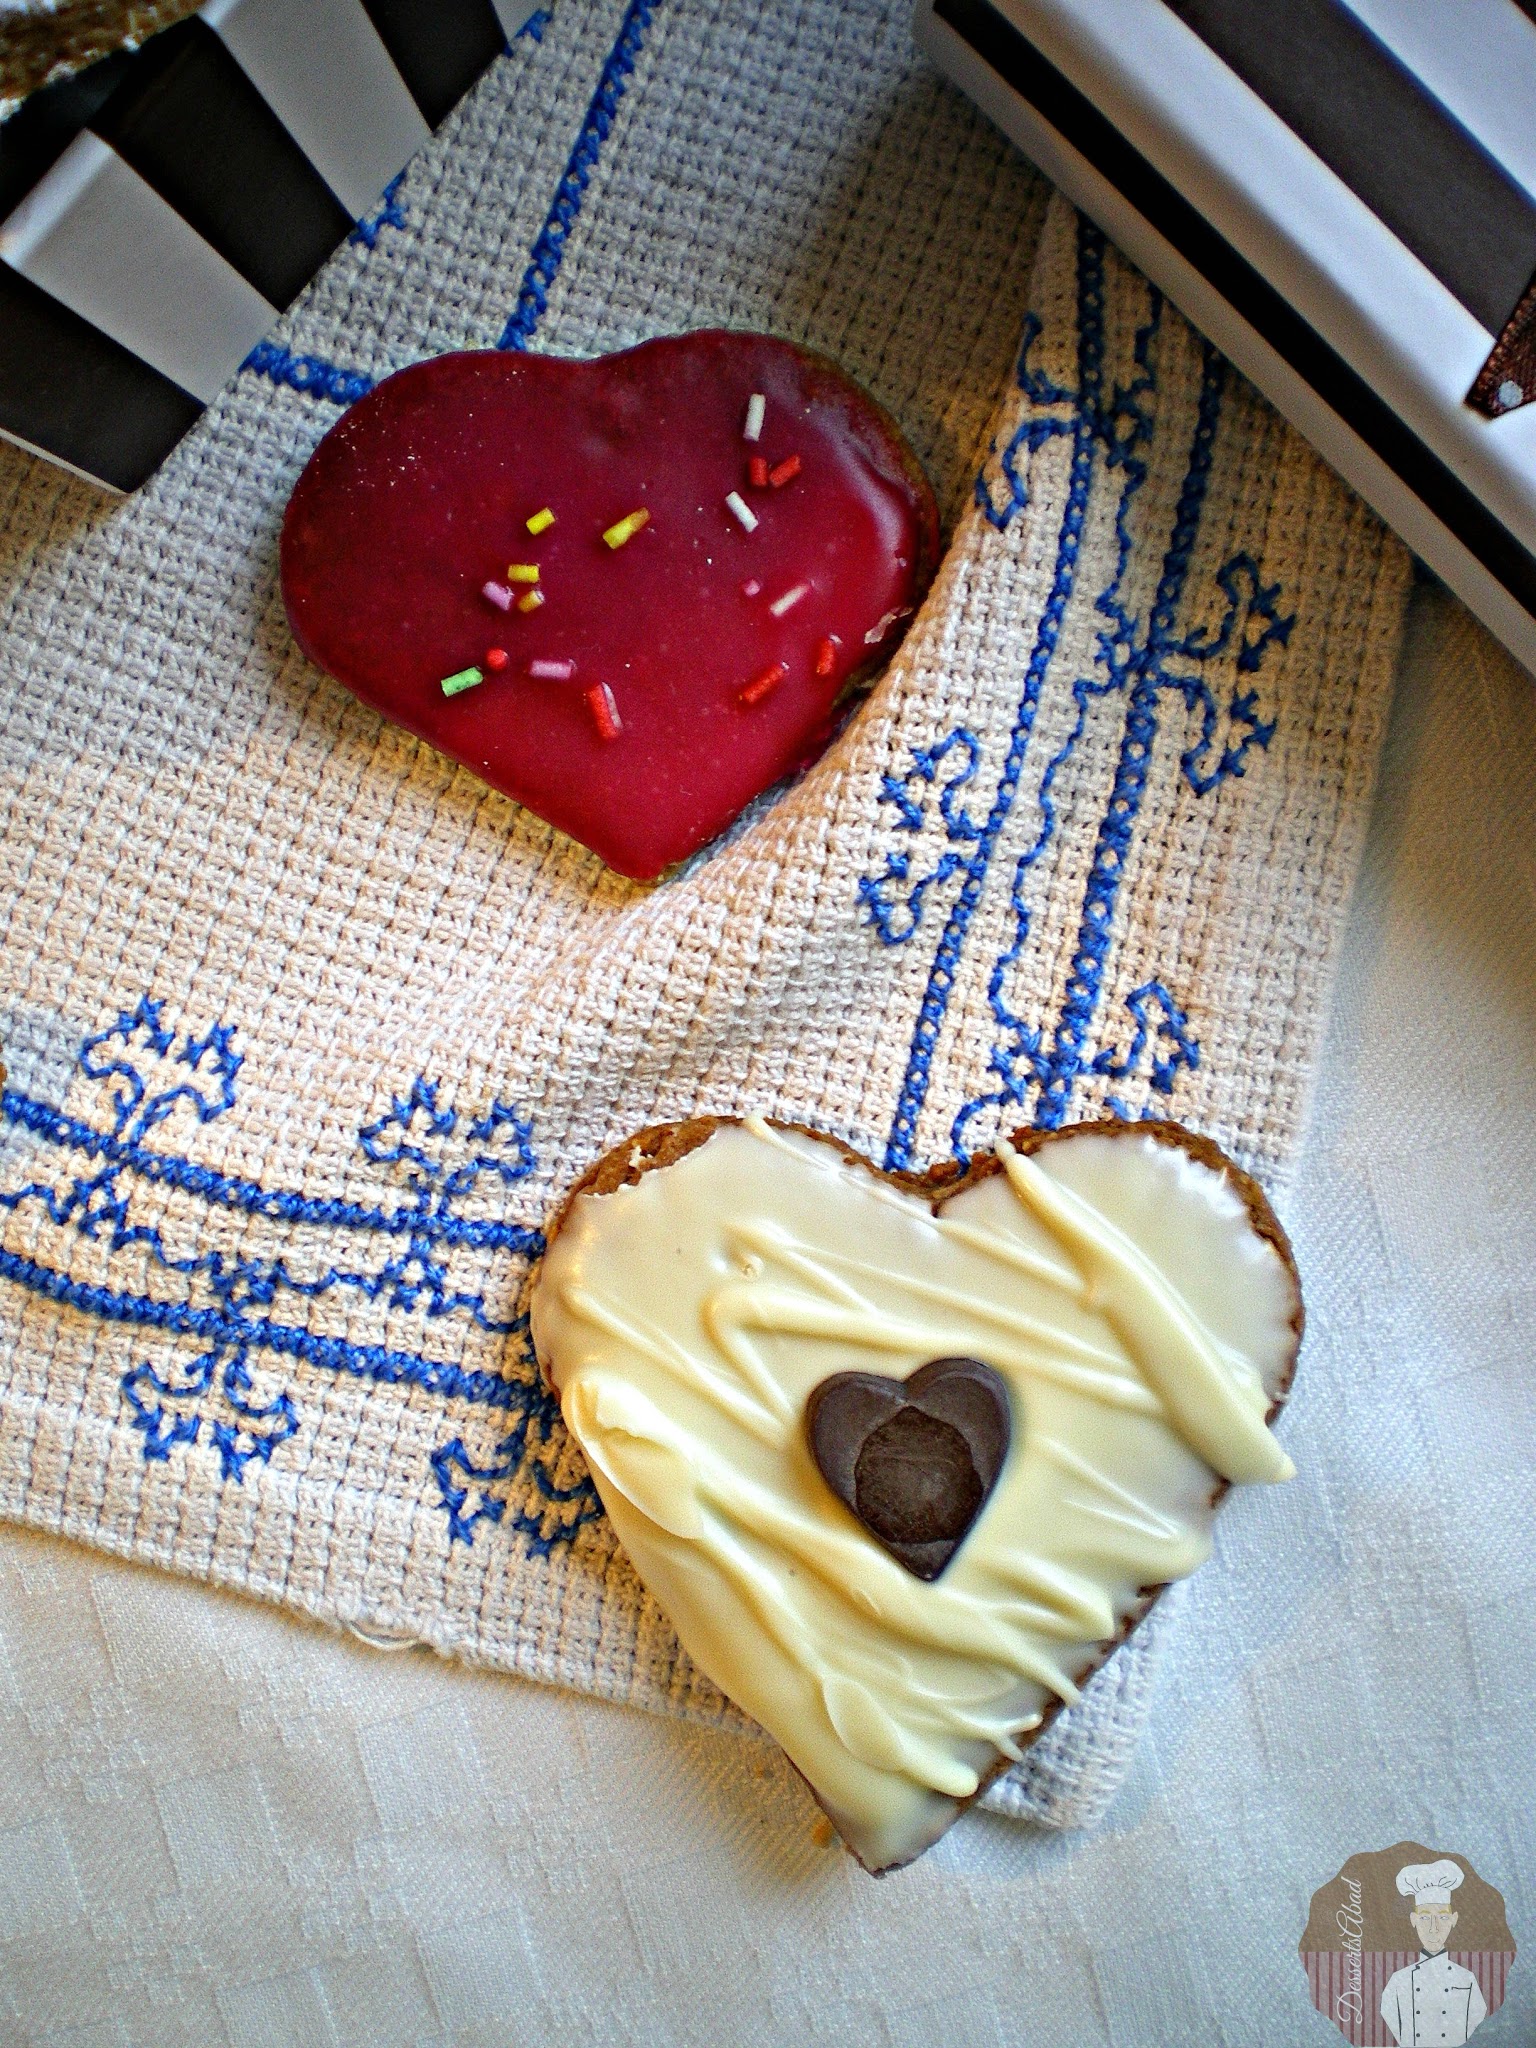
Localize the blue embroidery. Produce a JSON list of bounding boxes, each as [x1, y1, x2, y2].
[[1028, 345, 1230, 1133], [1170, 553, 1291, 794], [242, 341, 375, 407], [867, 225, 1294, 1163], [973, 312, 1080, 534], [1091, 981, 1200, 1096], [875, 219, 1110, 1171], [240, 1, 658, 400], [430, 1365, 596, 1550], [350, 172, 409, 250], [498, 0, 658, 349], [857, 729, 982, 944], [0, 1001, 599, 1546]]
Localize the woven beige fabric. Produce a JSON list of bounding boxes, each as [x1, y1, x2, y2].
[[0, 0, 1407, 1828], [0, 0, 199, 117]]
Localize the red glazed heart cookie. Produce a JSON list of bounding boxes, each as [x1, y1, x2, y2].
[[531, 1115, 1302, 1872], [279, 333, 939, 880]]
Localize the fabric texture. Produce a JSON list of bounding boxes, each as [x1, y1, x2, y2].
[[0, 0, 1408, 1831], [0, 0, 200, 117]]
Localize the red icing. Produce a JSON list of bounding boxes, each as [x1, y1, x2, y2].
[[280, 332, 937, 880]]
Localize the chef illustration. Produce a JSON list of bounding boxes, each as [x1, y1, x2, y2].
[[1380, 1860, 1489, 2045]]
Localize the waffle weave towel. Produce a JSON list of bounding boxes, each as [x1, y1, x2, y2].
[[0, 0, 1408, 1828]]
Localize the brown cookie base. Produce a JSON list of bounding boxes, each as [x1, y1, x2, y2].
[[535, 1114, 1303, 1873]]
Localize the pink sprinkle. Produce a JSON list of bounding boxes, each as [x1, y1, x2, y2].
[[528, 657, 576, 681], [768, 582, 809, 618], [586, 682, 622, 741], [741, 577, 762, 598], [482, 580, 514, 611]]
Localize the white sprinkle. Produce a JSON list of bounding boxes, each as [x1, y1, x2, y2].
[[528, 657, 576, 681], [864, 604, 913, 644], [482, 580, 513, 611], [725, 490, 758, 532], [1498, 378, 1524, 410], [743, 392, 766, 442], [768, 582, 809, 617]]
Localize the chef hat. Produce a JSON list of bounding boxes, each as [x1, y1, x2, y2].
[[1396, 1860, 1465, 1908]]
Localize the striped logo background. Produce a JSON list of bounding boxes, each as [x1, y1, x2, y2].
[[0, 0, 540, 490]]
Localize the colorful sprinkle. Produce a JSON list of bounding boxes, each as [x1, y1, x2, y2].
[[725, 490, 758, 532], [603, 508, 650, 549], [517, 589, 544, 613], [747, 454, 770, 489], [482, 580, 514, 611], [485, 646, 510, 672], [768, 454, 802, 488], [743, 392, 766, 442], [507, 563, 540, 584], [814, 636, 838, 677], [526, 506, 556, 534], [586, 681, 622, 740], [740, 660, 788, 707], [741, 577, 762, 597], [441, 666, 483, 697], [528, 657, 576, 681], [768, 582, 809, 617]]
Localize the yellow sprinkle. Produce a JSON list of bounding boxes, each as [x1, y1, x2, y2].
[[507, 563, 540, 584], [602, 507, 650, 549], [526, 507, 555, 534], [516, 589, 544, 613]]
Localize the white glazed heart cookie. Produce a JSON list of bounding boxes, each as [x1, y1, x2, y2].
[[529, 1115, 1302, 1873]]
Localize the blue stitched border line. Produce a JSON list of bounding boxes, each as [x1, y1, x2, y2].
[[0, 1244, 518, 1410], [1033, 345, 1227, 1129], [242, 340, 375, 407], [881, 223, 1107, 1171], [497, 0, 657, 349], [1, 1090, 541, 1257]]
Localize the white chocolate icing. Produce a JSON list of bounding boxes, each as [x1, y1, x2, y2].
[[531, 1118, 1298, 1870]]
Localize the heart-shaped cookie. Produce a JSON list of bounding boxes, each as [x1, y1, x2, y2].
[[279, 333, 938, 880], [806, 1356, 1011, 1581], [531, 1115, 1301, 1873]]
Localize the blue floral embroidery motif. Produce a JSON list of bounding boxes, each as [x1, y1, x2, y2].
[[1092, 981, 1200, 1123], [349, 172, 409, 250], [861, 220, 1296, 1167], [430, 1366, 593, 1549], [0, 997, 601, 1546]]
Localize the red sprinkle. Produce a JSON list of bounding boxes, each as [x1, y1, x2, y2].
[[747, 454, 770, 489], [768, 454, 802, 488], [814, 637, 838, 677], [586, 681, 622, 741], [740, 660, 788, 708], [484, 646, 510, 672]]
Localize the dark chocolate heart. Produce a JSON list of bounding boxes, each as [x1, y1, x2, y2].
[[805, 1357, 1011, 1580]]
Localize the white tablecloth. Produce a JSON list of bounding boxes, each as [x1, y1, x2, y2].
[[0, 578, 1531, 2045]]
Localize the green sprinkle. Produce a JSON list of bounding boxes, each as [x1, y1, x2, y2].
[[441, 666, 484, 697], [526, 506, 555, 534]]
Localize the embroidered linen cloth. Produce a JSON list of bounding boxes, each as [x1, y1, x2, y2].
[[0, 0, 1408, 1828]]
